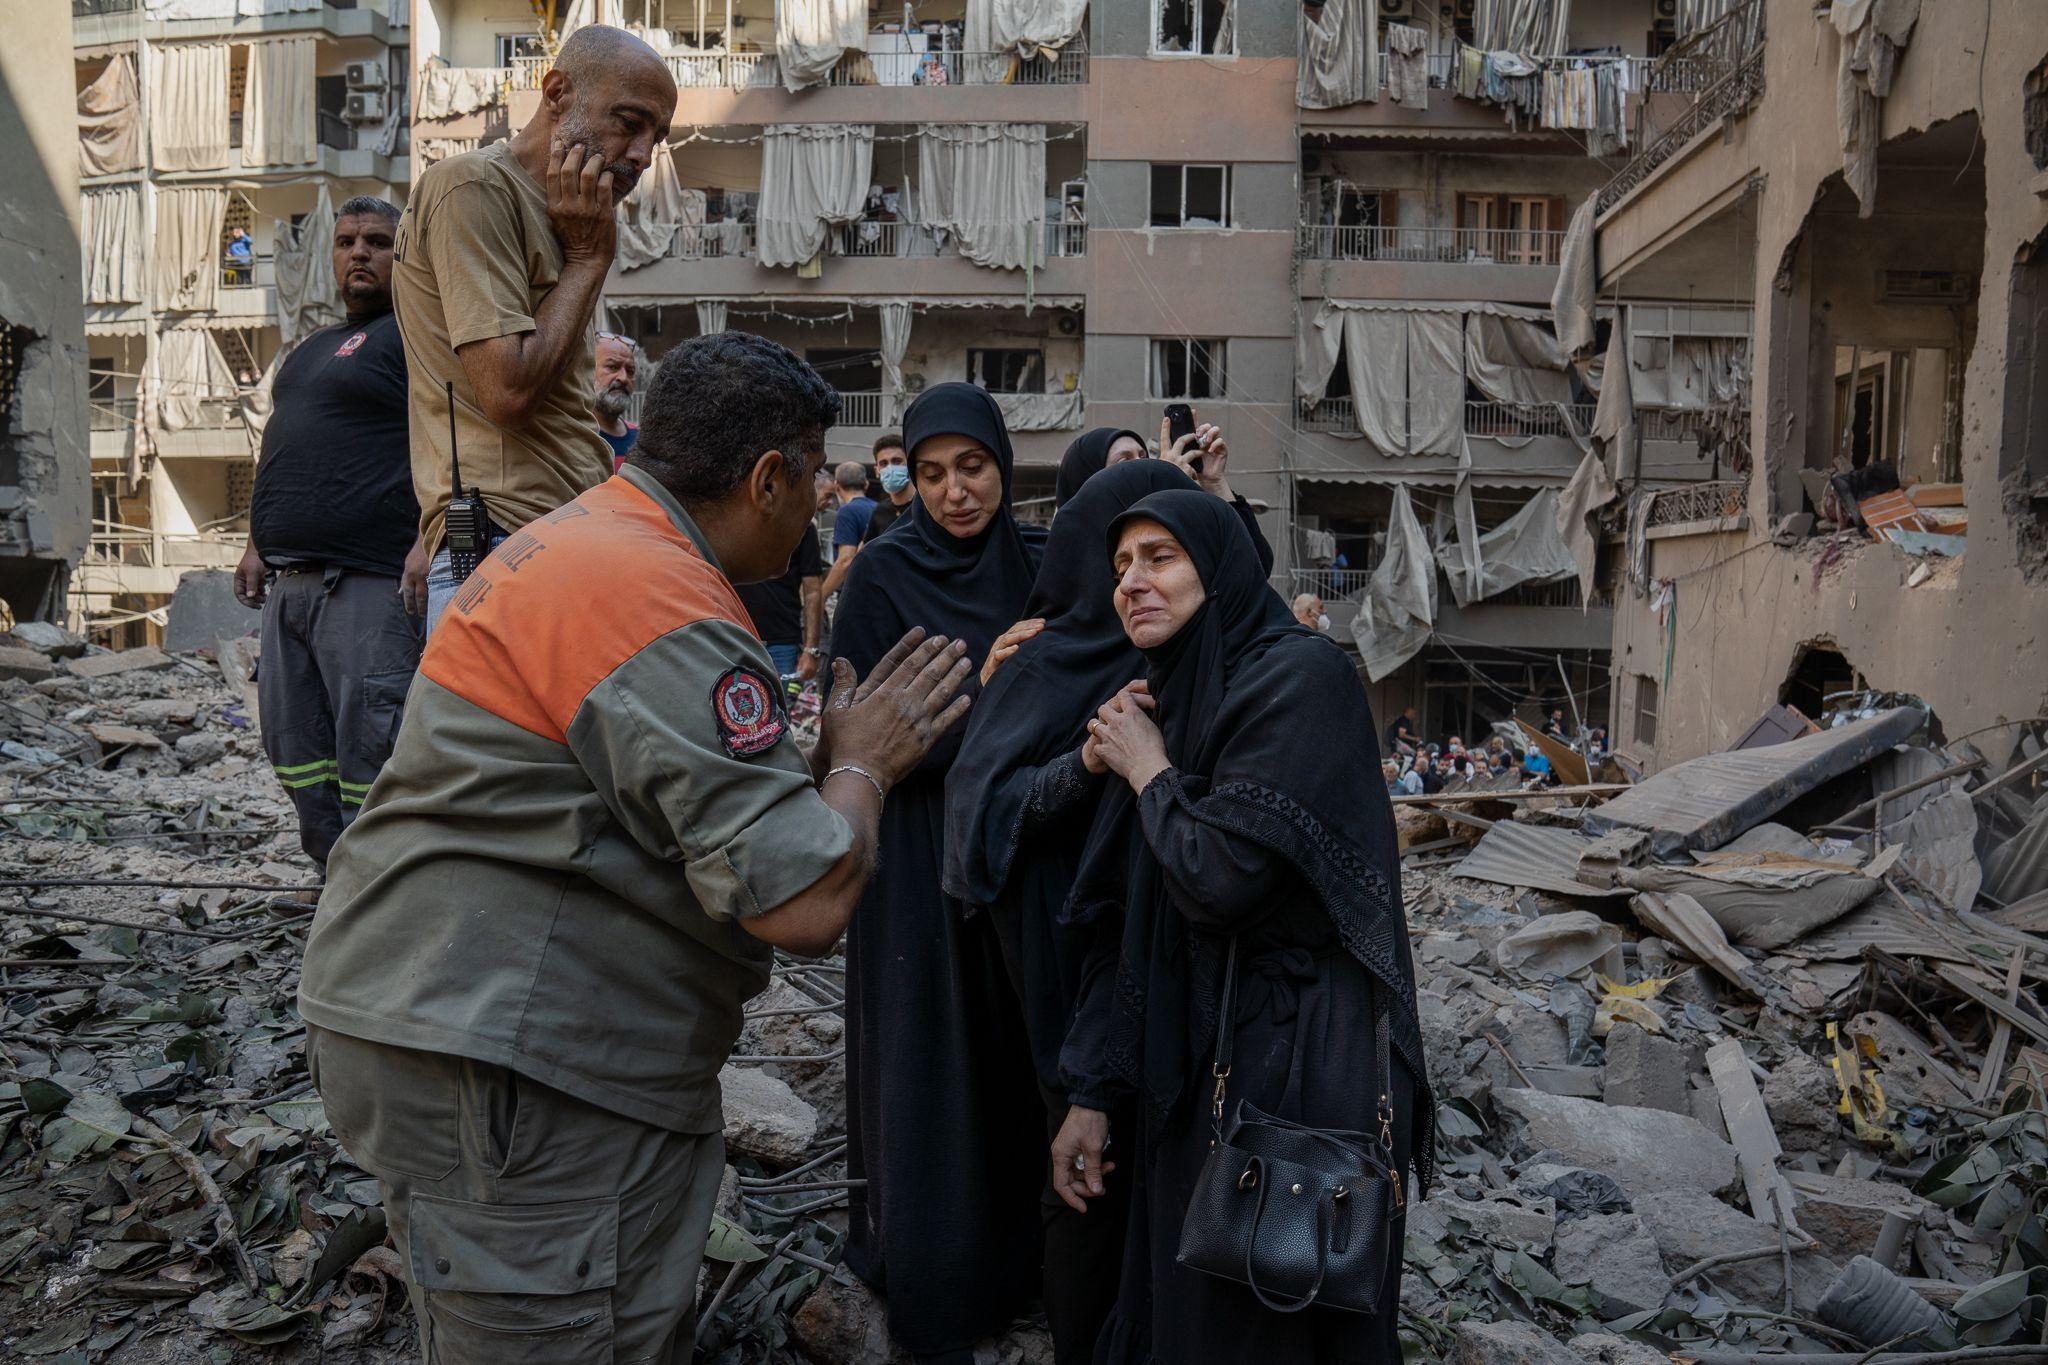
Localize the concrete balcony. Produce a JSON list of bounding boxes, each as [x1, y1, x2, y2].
[[609, 222, 1089, 300], [72, 0, 397, 47], [825, 390, 1081, 468], [1291, 568, 1613, 653], [90, 397, 252, 463], [78, 523, 246, 600], [1297, 224, 1565, 306], [1294, 398, 1595, 484]]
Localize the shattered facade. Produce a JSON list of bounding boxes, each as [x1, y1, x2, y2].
[[71, 0, 409, 644], [0, 1, 93, 624], [1595, 0, 2048, 769]]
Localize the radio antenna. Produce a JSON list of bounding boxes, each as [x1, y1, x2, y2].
[[445, 379, 464, 498]]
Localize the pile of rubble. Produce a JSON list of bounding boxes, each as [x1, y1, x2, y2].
[[2, 614, 2041, 1364], [1400, 698, 2047, 1364]]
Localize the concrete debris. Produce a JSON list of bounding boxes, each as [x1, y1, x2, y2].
[[65, 642, 176, 678], [1407, 693, 2048, 1356], [1447, 1319, 1584, 1365], [1553, 1211, 1672, 1314], [1494, 1088, 1740, 1196], [717, 1064, 819, 1165]]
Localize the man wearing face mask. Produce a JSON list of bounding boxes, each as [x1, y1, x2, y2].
[[861, 433, 913, 544], [391, 24, 677, 633], [1291, 591, 1330, 634]]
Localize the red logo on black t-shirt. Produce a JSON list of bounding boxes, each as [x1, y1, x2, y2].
[[335, 331, 367, 357]]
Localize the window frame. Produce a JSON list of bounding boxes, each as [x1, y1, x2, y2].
[[965, 347, 1046, 395], [1149, 337, 1228, 401], [1150, 163, 1231, 229], [1151, 0, 1237, 58], [1632, 673, 1660, 749]]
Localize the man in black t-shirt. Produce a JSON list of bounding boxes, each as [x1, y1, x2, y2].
[[860, 431, 912, 544], [234, 196, 423, 871], [734, 522, 823, 683]]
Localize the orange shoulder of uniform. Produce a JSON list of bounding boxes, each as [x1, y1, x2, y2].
[[421, 477, 749, 741]]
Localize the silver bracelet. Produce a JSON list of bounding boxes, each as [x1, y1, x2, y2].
[[823, 764, 887, 802]]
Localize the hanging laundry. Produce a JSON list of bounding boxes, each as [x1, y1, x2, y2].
[[1387, 22, 1430, 108], [1456, 42, 1486, 101]]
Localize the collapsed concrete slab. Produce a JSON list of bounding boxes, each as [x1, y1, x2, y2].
[[1493, 1088, 1739, 1196]]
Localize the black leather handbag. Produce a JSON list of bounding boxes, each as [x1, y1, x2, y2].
[[1174, 940, 1404, 1314]]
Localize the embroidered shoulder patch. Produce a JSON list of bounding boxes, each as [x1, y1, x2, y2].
[[711, 665, 788, 757]]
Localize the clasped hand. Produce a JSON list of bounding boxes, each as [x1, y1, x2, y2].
[[1082, 681, 1169, 791]]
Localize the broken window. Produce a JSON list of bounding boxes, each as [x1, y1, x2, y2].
[[494, 33, 546, 66], [1632, 673, 1659, 749], [1827, 345, 1960, 484], [966, 348, 1044, 394], [2001, 226, 2048, 541], [804, 348, 882, 395], [2027, 54, 2048, 171], [1154, 0, 1233, 55], [1150, 338, 1226, 400], [1781, 643, 1862, 720], [1149, 164, 1230, 228]]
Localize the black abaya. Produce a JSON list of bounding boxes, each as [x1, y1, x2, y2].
[[1059, 491, 1431, 1365], [941, 460, 1200, 1363], [832, 384, 1050, 1358]]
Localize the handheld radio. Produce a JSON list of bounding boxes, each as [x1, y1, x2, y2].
[[442, 379, 489, 583]]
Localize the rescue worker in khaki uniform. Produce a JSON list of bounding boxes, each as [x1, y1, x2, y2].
[[299, 332, 975, 1362]]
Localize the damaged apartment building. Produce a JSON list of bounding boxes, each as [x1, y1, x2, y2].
[[71, 0, 409, 643], [403, 0, 1753, 745], [1559, 0, 2048, 771], [1, 3, 92, 627]]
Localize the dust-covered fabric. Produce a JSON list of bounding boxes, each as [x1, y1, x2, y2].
[[1340, 309, 1464, 456], [150, 186, 227, 311], [1475, 0, 1573, 55], [1557, 446, 1618, 602], [149, 43, 231, 172], [1834, 0, 1920, 216], [993, 390, 1083, 431], [244, 37, 318, 167], [615, 141, 688, 270], [1463, 312, 1572, 408], [77, 53, 142, 177], [915, 123, 1048, 274], [82, 187, 145, 305], [273, 185, 341, 347], [1552, 196, 1598, 357], [149, 325, 238, 432], [1298, 0, 1377, 108], [414, 67, 504, 120], [1386, 22, 1430, 107], [757, 124, 874, 267], [1352, 484, 1436, 680], [1436, 486, 1579, 607], [777, 0, 868, 90]]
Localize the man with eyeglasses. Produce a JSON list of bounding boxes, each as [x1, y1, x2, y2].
[[390, 24, 677, 634]]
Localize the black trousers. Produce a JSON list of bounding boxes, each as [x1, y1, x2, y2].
[[257, 566, 421, 867]]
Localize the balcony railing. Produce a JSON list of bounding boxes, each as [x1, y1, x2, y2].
[[1645, 479, 1747, 529], [1297, 224, 1565, 266], [86, 520, 246, 571], [836, 391, 887, 427], [219, 254, 274, 289], [1291, 566, 1379, 599], [1466, 401, 1595, 439], [519, 39, 1086, 93], [662, 217, 1085, 261], [1598, 0, 1767, 213], [1298, 398, 1595, 438], [1300, 396, 1354, 432], [72, 0, 138, 14]]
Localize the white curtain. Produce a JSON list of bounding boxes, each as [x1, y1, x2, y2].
[[1341, 310, 1463, 456], [994, 390, 1083, 431], [915, 124, 1047, 274], [274, 186, 340, 347], [1296, 302, 1343, 404], [1475, 0, 1573, 55], [777, 0, 868, 91], [558, 0, 625, 37], [78, 54, 142, 177], [244, 37, 317, 167], [1436, 487, 1579, 607], [1352, 485, 1436, 681], [879, 301, 912, 405], [1298, 0, 1376, 110], [239, 347, 284, 444], [696, 300, 728, 335], [966, 0, 1089, 82], [1557, 446, 1618, 603], [149, 326, 238, 432], [616, 141, 688, 270], [1552, 196, 1598, 357], [1463, 313, 1572, 407], [1591, 310, 1635, 474], [758, 124, 875, 268], [150, 186, 226, 311], [82, 187, 145, 305], [149, 43, 230, 173], [415, 67, 504, 120]]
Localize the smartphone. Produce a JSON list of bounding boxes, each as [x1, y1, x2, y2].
[[1164, 403, 1202, 477]]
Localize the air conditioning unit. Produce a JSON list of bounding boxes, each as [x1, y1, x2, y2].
[[344, 90, 386, 123], [1879, 270, 1976, 303], [345, 58, 386, 90]]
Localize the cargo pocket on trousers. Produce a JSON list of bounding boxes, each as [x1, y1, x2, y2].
[[355, 670, 413, 773], [410, 1193, 618, 1365]]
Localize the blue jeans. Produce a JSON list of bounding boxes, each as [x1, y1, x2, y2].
[[424, 537, 509, 637], [765, 643, 801, 677]]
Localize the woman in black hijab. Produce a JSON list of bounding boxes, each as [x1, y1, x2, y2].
[[831, 383, 1049, 1362], [1052, 490, 1432, 1364], [1055, 426, 1146, 507]]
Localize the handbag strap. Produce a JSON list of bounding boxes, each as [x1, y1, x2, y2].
[[1210, 936, 1402, 1203], [1241, 1161, 1331, 1315]]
